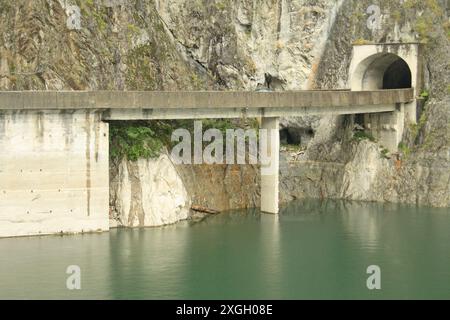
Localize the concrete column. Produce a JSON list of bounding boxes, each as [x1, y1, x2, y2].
[[404, 101, 417, 124], [260, 117, 280, 214], [365, 103, 404, 152]]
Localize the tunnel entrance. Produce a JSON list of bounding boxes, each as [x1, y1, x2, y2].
[[382, 59, 412, 89], [352, 52, 413, 91], [348, 43, 421, 151]]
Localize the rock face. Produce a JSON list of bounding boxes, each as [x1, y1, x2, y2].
[[175, 164, 260, 212], [110, 157, 260, 228], [0, 0, 207, 91], [110, 154, 190, 227], [340, 141, 392, 202], [281, 139, 450, 209], [155, 0, 343, 90]]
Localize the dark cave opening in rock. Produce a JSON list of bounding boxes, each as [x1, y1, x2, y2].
[[280, 128, 314, 146], [280, 129, 291, 145], [382, 59, 412, 89], [354, 114, 365, 129]]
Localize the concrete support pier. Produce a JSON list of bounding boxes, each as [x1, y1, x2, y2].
[[260, 117, 280, 214], [364, 103, 405, 152]]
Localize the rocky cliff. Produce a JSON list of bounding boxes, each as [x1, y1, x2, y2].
[[1, 0, 449, 229], [0, 0, 208, 91]]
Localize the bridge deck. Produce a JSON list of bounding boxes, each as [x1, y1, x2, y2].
[[0, 89, 414, 119]]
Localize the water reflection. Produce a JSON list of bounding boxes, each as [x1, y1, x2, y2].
[[0, 199, 449, 299], [108, 224, 190, 299], [0, 233, 112, 299], [259, 213, 282, 298]]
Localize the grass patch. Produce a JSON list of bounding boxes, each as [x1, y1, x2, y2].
[[419, 89, 430, 100]]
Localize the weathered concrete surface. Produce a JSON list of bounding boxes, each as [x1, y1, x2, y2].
[[105, 104, 399, 120], [0, 110, 109, 237], [0, 89, 414, 111], [110, 153, 190, 227], [350, 43, 421, 93]]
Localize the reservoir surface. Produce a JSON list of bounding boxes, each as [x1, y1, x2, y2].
[[1, 199, 449, 299]]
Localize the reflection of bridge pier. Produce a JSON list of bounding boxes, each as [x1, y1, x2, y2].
[[0, 44, 421, 236]]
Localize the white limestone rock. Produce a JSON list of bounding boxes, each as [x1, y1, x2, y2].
[[340, 140, 391, 202], [110, 153, 191, 228]]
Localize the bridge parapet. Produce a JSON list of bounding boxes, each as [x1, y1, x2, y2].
[[0, 89, 414, 112]]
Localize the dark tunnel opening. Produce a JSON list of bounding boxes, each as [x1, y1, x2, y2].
[[382, 59, 412, 89]]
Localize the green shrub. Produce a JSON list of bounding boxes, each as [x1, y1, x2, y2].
[[109, 119, 257, 162], [353, 131, 376, 142], [419, 90, 430, 100], [110, 122, 164, 161]]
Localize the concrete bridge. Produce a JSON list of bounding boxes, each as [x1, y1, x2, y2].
[[0, 89, 412, 115], [0, 43, 422, 237]]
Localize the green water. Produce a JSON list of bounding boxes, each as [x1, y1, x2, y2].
[[1, 199, 450, 300]]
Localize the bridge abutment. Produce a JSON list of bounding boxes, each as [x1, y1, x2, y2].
[[0, 110, 109, 237]]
